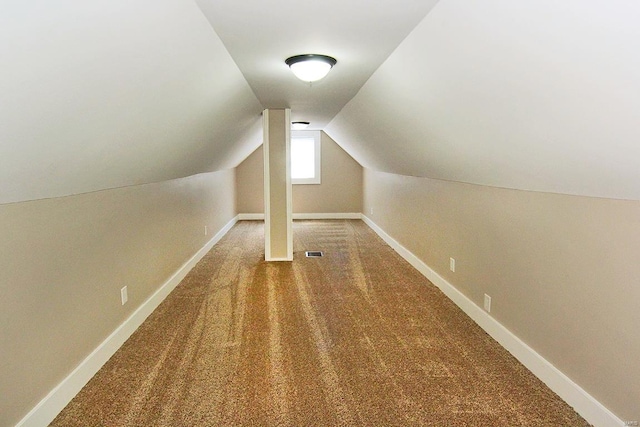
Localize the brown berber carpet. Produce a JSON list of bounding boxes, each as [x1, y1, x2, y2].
[[51, 220, 590, 426]]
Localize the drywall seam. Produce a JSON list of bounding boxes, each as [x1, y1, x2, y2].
[[15, 215, 239, 427], [361, 215, 625, 427]]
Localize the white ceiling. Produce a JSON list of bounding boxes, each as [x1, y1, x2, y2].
[[195, 0, 440, 129], [326, 0, 640, 200], [3, 0, 640, 203], [0, 0, 263, 204]]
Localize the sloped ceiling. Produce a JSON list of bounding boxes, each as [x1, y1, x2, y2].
[[195, 0, 440, 129], [0, 0, 263, 204], [326, 0, 640, 200], [4, 0, 639, 203]]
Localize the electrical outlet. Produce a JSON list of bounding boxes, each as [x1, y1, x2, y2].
[[121, 286, 128, 305], [449, 257, 455, 272], [484, 294, 491, 313], [204, 226, 208, 236], [370, 207, 374, 215]]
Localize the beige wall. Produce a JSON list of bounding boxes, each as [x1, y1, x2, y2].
[[236, 142, 264, 213], [363, 168, 640, 421], [0, 170, 236, 426], [236, 132, 362, 214]]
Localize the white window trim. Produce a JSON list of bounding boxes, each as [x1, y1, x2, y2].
[[291, 130, 321, 185]]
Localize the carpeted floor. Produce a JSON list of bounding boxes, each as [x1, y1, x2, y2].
[[51, 220, 590, 426]]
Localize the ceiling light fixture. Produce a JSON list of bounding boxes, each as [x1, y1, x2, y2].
[[285, 54, 337, 83], [291, 121, 310, 130]]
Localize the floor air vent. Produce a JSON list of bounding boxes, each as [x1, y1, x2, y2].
[[305, 251, 324, 258]]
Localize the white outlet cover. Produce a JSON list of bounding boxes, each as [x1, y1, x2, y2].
[[484, 294, 491, 313], [121, 286, 128, 305], [449, 257, 455, 272]]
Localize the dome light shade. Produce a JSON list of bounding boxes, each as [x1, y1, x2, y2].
[[291, 121, 310, 130], [285, 54, 337, 82]]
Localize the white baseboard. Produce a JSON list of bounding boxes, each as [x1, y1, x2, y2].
[[238, 213, 363, 220], [238, 213, 264, 220], [293, 212, 362, 219], [264, 257, 293, 262], [16, 215, 239, 427], [361, 215, 624, 427]]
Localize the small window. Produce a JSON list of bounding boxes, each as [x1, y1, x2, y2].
[[291, 130, 321, 184]]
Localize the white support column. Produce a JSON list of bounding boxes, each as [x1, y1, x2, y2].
[[263, 108, 293, 261]]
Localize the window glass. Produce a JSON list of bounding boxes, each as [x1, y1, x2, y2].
[[291, 131, 321, 184]]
